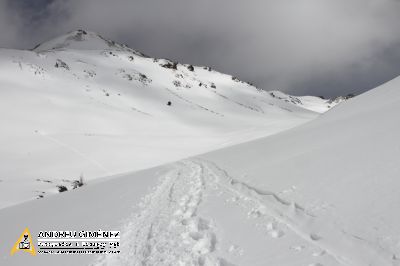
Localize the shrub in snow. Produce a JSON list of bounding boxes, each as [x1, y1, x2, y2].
[[57, 185, 68, 193], [138, 73, 151, 84], [187, 65, 194, 71], [55, 59, 70, 70], [72, 175, 85, 189]]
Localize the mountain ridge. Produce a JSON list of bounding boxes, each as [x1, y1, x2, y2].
[[31, 29, 352, 107]]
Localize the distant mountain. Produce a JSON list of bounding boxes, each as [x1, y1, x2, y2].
[[268, 90, 352, 113]]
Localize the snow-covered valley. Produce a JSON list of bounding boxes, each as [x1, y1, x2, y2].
[[0, 30, 328, 209], [1, 30, 398, 266]]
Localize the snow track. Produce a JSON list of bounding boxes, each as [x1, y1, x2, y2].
[[93, 159, 395, 266], [93, 161, 222, 266]]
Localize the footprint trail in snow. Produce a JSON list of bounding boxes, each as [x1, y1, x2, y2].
[[94, 161, 222, 266], [93, 159, 394, 266]]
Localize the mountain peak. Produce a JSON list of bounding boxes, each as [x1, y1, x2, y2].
[[32, 30, 145, 56]]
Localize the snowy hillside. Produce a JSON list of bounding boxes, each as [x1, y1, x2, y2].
[[197, 76, 400, 266], [268, 90, 351, 113], [0, 30, 320, 208], [0, 63, 399, 266]]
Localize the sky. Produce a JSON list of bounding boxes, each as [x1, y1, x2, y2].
[[1, 0, 399, 97]]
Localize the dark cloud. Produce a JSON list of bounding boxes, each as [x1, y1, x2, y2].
[[10, 0, 58, 27], [2, 0, 400, 97], [0, 1, 21, 48]]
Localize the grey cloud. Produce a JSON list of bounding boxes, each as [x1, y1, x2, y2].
[[2, 0, 400, 97], [0, 1, 22, 48]]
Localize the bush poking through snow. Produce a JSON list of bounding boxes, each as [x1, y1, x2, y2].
[[57, 185, 68, 193], [72, 175, 85, 189], [55, 59, 70, 70], [138, 73, 150, 84]]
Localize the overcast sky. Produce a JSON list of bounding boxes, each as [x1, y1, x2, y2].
[[1, 0, 399, 97]]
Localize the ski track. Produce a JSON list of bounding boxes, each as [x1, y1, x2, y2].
[[93, 159, 395, 266], [37, 130, 111, 175], [164, 88, 224, 117]]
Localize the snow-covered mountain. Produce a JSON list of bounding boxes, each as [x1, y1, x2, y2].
[[268, 90, 352, 113], [0, 70, 399, 266], [32, 30, 145, 54], [0, 30, 398, 266], [0, 30, 324, 208]]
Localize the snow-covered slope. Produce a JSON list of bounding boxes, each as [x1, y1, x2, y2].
[[0, 70, 398, 265], [269, 90, 350, 113], [198, 75, 400, 266], [0, 30, 318, 208]]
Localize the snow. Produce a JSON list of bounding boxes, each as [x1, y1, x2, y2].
[[268, 90, 345, 113], [0, 31, 318, 208], [199, 76, 400, 265], [1, 31, 393, 266]]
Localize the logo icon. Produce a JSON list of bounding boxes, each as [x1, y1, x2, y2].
[[10, 228, 36, 256]]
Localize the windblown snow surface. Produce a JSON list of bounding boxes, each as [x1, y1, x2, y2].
[[0, 30, 322, 209]]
